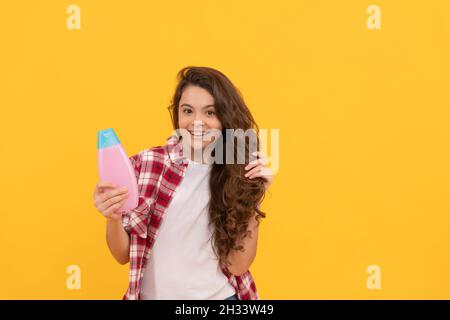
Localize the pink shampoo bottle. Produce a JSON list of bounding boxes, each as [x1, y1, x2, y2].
[[97, 128, 139, 212]]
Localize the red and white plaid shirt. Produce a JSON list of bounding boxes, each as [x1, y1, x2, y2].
[[121, 134, 259, 300]]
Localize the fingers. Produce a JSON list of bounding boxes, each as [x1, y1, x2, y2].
[[96, 186, 128, 203], [244, 164, 264, 178], [97, 181, 116, 189], [251, 151, 270, 164], [245, 158, 269, 171], [94, 181, 115, 201], [245, 151, 271, 179], [95, 181, 116, 194], [99, 191, 129, 212], [245, 164, 273, 180], [93, 181, 129, 216], [103, 200, 126, 218]]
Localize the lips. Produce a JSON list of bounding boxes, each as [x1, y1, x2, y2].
[[188, 130, 207, 137]]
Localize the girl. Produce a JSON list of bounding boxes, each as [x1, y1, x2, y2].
[[93, 66, 274, 300]]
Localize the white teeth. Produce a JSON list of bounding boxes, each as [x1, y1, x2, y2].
[[190, 131, 206, 136]]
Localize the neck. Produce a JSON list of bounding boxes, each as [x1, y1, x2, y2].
[[189, 147, 212, 165]]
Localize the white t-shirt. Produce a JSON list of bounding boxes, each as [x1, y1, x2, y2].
[[140, 158, 236, 300]]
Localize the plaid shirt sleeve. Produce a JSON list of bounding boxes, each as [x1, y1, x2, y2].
[[121, 152, 151, 237], [221, 266, 260, 300]]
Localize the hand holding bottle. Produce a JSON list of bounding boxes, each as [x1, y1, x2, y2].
[[93, 181, 129, 221]]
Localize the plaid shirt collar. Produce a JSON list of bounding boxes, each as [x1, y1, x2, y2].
[[166, 133, 189, 166]]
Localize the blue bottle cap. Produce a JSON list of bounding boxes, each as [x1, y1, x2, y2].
[[98, 128, 121, 149]]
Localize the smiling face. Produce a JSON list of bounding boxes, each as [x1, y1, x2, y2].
[[177, 85, 223, 156]]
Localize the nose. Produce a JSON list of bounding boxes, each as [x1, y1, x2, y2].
[[191, 119, 205, 130]]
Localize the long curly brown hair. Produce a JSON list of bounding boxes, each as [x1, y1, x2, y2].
[[168, 66, 266, 270]]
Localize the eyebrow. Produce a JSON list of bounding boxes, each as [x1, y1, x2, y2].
[[180, 103, 215, 109]]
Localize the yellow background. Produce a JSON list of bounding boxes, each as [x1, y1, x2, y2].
[[1, 0, 449, 299]]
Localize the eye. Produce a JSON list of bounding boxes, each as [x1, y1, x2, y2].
[[206, 110, 216, 116], [183, 108, 192, 114]]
